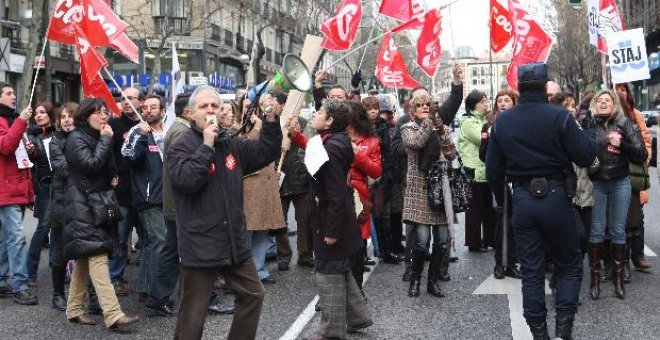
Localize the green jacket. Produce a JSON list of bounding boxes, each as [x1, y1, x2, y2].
[[458, 110, 487, 182]]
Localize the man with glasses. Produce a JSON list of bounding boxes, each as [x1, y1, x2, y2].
[[121, 94, 168, 307], [0, 82, 39, 305], [108, 86, 143, 298]]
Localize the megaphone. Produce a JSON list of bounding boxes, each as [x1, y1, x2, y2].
[[247, 54, 312, 102]]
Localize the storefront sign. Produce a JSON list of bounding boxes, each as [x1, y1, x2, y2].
[[146, 40, 203, 50]]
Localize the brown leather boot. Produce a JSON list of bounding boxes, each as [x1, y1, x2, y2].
[[611, 244, 626, 299], [109, 315, 140, 329], [587, 243, 602, 300], [69, 314, 97, 326]]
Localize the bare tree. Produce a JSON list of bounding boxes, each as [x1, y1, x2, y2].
[[547, 0, 601, 96]]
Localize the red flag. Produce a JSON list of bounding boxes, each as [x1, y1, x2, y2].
[[320, 0, 363, 51], [378, 0, 422, 22], [48, 0, 139, 63], [375, 33, 421, 90], [74, 25, 108, 84], [81, 62, 121, 116], [490, 0, 513, 53], [505, 0, 554, 90], [391, 0, 426, 32], [596, 0, 625, 53], [416, 9, 442, 78]]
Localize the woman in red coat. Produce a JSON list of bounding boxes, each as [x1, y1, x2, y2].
[[345, 101, 382, 285]]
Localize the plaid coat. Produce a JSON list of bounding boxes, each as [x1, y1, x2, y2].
[[401, 118, 454, 226]]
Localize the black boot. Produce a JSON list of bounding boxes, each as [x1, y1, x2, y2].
[[408, 250, 425, 297], [601, 239, 612, 281], [438, 242, 451, 282], [376, 222, 404, 264], [494, 264, 505, 279], [555, 315, 574, 340], [587, 243, 602, 300], [611, 244, 626, 299], [528, 320, 550, 340], [427, 245, 445, 297], [52, 265, 66, 311], [623, 239, 632, 283], [402, 247, 413, 282]]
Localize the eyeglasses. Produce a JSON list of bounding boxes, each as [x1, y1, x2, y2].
[[121, 96, 138, 102], [143, 105, 161, 111], [415, 102, 431, 108]]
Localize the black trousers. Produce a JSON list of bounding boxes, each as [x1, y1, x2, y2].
[[174, 258, 265, 340]]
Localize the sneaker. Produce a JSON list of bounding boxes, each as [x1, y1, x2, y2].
[[13, 289, 38, 305], [0, 285, 12, 298]]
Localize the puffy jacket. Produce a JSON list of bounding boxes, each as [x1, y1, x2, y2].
[[589, 112, 647, 182], [350, 135, 382, 239], [48, 131, 69, 227], [458, 110, 488, 182], [121, 124, 165, 210], [167, 120, 282, 268], [309, 131, 363, 261], [63, 125, 118, 260], [0, 104, 34, 206], [26, 124, 55, 180], [279, 116, 310, 197], [109, 113, 140, 206]]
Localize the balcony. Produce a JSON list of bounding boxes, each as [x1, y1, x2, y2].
[[154, 17, 191, 36], [59, 45, 74, 59], [2, 25, 24, 52]]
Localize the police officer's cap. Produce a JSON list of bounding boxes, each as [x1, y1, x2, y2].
[[518, 63, 548, 83], [378, 96, 394, 113]]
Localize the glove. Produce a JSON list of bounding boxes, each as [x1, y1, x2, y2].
[[351, 70, 363, 88], [579, 113, 596, 129]]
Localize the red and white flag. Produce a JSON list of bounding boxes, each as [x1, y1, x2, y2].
[[375, 33, 421, 90], [48, 0, 139, 63], [595, 0, 625, 53], [416, 9, 443, 78], [390, 0, 427, 32], [505, 0, 554, 90], [80, 62, 121, 115], [74, 25, 108, 84], [379, 0, 426, 30], [490, 0, 513, 53], [320, 0, 363, 51]]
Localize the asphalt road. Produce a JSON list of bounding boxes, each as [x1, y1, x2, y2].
[[1, 178, 659, 340]]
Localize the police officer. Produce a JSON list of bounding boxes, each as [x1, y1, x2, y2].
[[485, 63, 601, 340]]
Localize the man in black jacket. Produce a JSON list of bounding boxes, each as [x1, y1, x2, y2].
[[108, 86, 143, 295], [168, 86, 282, 339], [486, 63, 600, 340]]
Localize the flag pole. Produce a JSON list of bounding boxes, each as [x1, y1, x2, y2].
[[357, 25, 375, 71], [103, 67, 145, 123], [29, 16, 53, 106]]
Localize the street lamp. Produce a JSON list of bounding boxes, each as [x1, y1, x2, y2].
[[239, 53, 250, 87]]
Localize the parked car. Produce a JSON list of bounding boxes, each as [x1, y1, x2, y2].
[[642, 110, 658, 127]]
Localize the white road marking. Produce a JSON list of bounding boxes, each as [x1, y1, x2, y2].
[[644, 244, 657, 257], [473, 275, 551, 340], [279, 241, 377, 340]]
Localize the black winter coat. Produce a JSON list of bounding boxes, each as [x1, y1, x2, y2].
[[168, 120, 282, 268], [279, 116, 309, 197], [109, 113, 140, 206], [48, 131, 69, 227], [589, 113, 647, 181], [27, 125, 56, 180], [309, 132, 363, 261], [63, 126, 118, 260]]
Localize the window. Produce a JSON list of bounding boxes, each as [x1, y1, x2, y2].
[[480, 78, 486, 85], [472, 68, 477, 77], [472, 79, 477, 86], [152, 0, 166, 16]]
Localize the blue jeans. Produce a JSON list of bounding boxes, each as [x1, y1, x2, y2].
[[27, 180, 51, 280], [511, 182, 582, 324], [109, 205, 138, 283], [250, 231, 271, 280], [0, 205, 30, 292], [147, 219, 180, 307], [0, 227, 8, 286], [136, 207, 167, 294], [410, 223, 449, 252], [590, 177, 631, 245]]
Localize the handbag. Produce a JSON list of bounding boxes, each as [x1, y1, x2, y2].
[[72, 176, 121, 227], [629, 161, 650, 192], [448, 158, 473, 213], [425, 161, 447, 211]]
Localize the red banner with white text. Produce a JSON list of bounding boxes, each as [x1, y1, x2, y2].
[[490, 0, 513, 53], [320, 0, 363, 51], [416, 9, 443, 78], [375, 33, 421, 90]]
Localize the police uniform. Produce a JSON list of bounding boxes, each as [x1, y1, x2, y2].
[[485, 63, 601, 340]]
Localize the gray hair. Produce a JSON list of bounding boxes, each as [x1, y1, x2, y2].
[[188, 85, 221, 109]]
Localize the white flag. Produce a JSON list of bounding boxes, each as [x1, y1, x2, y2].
[[165, 44, 185, 130]]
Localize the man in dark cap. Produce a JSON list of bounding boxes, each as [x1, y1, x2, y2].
[[486, 63, 602, 340]]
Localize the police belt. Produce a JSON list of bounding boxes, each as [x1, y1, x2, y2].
[[512, 177, 565, 198]]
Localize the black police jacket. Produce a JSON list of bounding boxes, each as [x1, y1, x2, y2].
[[589, 113, 647, 181], [167, 120, 282, 268], [486, 90, 600, 205]]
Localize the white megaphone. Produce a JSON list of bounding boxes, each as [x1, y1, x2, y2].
[[247, 54, 312, 102]]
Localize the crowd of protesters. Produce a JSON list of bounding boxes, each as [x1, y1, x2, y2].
[[0, 59, 655, 340]]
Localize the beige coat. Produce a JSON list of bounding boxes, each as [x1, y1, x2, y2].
[[241, 123, 286, 231]]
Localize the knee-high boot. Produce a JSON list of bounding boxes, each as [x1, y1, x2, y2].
[[402, 247, 413, 282], [427, 245, 446, 297], [611, 244, 626, 299], [51, 265, 66, 311], [587, 243, 602, 300], [408, 250, 425, 297], [624, 238, 632, 283], [438, 242, 451, 281], [601, 239, 612, 281]]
